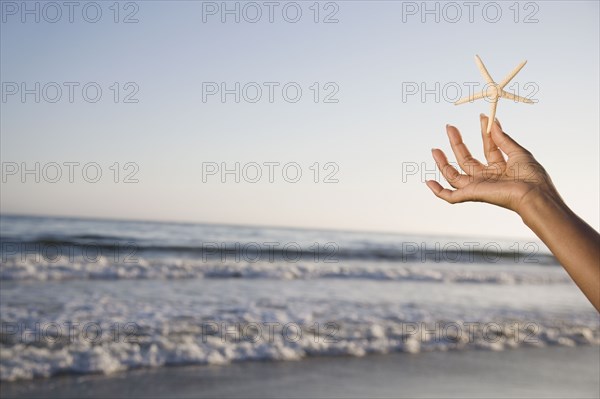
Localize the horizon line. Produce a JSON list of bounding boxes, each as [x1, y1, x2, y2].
[[0, 211, 543, 244]]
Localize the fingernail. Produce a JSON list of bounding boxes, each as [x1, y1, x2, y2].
[[479, 113, 486, 119], [431, 148, 437, 153]]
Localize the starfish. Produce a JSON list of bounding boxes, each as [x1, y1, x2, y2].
[[455, 55, 533, 133]]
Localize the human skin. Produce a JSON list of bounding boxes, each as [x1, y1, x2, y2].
[[426, 114, 600, 312]]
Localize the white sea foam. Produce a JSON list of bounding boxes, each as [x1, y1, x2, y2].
[[0, 256, 571, 284], [2, 279, 599, 382], [1, 317, 598, 381], [1, 217, 592, 383]]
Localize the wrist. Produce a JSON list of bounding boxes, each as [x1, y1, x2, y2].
[[518, 188, 570, 230]]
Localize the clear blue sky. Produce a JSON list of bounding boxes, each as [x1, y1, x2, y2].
[[1, 0, 598, 238]]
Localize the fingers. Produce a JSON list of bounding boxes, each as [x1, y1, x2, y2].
[[446, 124, 484, 175], [425, 180, 466, 204], [494, 117, 502, 129], [431, 148, 469, 188], [490, 120, 529, 157], [480, 114, 506, 165]]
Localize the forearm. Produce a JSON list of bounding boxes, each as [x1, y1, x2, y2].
[[520, 191, 600, 311]]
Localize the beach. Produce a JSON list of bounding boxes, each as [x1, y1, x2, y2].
[[3, 0, 600, 397], [1, 215, 599, 398]]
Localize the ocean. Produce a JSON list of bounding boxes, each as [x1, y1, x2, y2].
[[1, 214, 598, 383]]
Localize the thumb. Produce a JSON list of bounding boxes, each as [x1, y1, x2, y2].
[[490, 119, 528, 157]]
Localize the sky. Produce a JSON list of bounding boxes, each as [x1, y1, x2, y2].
[[1, 0, 599, 239]]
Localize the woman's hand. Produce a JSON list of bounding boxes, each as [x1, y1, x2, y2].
[[426, 114, 561, 216], [426, 115, 600, 312]]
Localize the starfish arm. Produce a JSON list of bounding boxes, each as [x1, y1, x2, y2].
[[500, 90, 534, 104], [454, 91, 485, 105], [475, 55, 495, 84], [498, 60, 527, 89], [486, 100, 498, 134]]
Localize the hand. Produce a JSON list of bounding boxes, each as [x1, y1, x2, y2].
[[426, 114, 561, 216], [427, 114, 600, 311]]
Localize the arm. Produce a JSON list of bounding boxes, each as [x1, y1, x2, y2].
[[519, 186, 600, 310], [426, 114, 600, 311]]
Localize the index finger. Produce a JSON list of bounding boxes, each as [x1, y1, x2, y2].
[[446, 124, 484, 175], [480, 114, 506, 165]]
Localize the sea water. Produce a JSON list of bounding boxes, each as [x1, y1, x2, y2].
[[1, 214, 598, 381]]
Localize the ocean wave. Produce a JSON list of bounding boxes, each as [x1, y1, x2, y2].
[[1, 318, 597, 381], [0, 257, 570, 284], [0, 217, 591, 383], [0, 237, 559, 265]]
